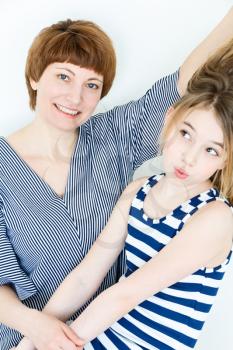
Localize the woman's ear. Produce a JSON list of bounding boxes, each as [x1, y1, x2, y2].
[[30, 79, 38, 91]]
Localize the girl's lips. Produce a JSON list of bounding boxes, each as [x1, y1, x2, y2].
[[174, 167, 189, 180]]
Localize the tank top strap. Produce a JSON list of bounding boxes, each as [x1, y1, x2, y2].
[[131, 173, 164, 203]]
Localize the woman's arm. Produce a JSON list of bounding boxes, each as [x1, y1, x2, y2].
[[106, 7, 233, 172], [178, 6, 233, 95], [0, 285, 81, 350], [42, 179, 144, 321], [69, 201, 233, 344], [15, 178, 145, 350], [0, 285, 35, 336]]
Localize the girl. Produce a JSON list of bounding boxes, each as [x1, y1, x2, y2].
[[16, 43, 233, 350]]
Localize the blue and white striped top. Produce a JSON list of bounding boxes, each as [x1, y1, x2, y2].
[[86, 174, 232, 350], [0, 71, 180, 348]]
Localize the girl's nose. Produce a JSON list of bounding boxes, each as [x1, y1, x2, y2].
[[182, 146, 199, 167]]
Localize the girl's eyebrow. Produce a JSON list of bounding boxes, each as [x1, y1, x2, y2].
[[212, 141, 224, 149], [183, 121, 224, 148], [183, 121, 195, 131]]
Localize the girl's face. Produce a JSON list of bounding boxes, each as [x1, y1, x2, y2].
[[30, 62, 103, 131], [162, 108, 226, 189]]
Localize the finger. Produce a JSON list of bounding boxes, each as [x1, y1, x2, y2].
[[63, 326, 84, 346], [60, 337, 78, 350]]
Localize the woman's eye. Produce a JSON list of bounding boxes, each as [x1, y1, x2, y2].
[[180, 129, 191, 140], [58, 74, 69, 81], [206, 147, 218, 156], [87, 82, 99, 89]]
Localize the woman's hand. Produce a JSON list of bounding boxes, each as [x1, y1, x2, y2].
[[24, 309, 84, 350], [10, 336, 35, 350]]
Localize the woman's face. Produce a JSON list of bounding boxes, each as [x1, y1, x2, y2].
[[30, 62, 103, 131]]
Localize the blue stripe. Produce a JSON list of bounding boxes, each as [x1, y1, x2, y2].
[[126, 309, 197, 347], [118, 316, 176, 350], [170, 282, 218, 296], [105, 328, 131, 349], [140, 300, 204, 330], [125, 242, 151, 262], [156, 292, 212, 313], [128, 223, 165, 252]]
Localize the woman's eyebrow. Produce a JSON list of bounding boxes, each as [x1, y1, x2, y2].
[[55, 67, 103, 82], [55, 67, 75, 76]]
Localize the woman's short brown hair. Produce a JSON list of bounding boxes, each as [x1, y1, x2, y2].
[[25, 19, 116, 110]]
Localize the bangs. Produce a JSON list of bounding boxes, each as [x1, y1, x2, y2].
[[42, 32, 105, 76]]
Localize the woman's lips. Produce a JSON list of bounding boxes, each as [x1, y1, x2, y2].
[[54, 103, 81, 119]]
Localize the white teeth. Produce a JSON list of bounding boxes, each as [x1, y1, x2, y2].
[[56, 104, 79, 116]]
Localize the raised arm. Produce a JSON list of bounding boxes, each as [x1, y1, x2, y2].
[[103, 7, 233, 172], [178, 6, 233, 95], [69, 201, 233, 344]]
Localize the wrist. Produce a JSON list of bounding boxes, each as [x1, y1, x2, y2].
[[18, 308, 41, 338], [70, 321, 86, 345], [17, 336, 35, 350]]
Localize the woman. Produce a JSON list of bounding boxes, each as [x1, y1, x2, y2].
[[15, 38, 233, 350], [1, 8, 233, 349]]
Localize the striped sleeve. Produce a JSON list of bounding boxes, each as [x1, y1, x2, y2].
[[131, 70, 181, 169], [0, 205, 37, 300], [95, 70, 181, 170]]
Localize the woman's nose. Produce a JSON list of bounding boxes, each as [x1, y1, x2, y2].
[[67, 85, 83, 105]]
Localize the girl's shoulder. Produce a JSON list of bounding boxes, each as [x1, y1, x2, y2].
[[202, 196, 233, 222], [188, 197, 233, 242], [118, 176, 149, 209], [122, 176, 148, 196]]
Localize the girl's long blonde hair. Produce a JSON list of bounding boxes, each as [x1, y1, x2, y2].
[[162, 38, 233, 204]]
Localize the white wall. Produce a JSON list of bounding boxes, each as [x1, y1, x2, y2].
[[1, 0, 233, 349]]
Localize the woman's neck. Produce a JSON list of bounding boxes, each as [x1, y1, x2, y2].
[[15, 119, 78, 161]]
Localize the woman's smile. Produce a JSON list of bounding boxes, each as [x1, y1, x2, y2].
[[54, 103, 81, 119]]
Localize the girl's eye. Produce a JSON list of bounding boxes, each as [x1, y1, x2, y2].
[[180, 129, 191, 140], [206, 147, 219, 157], [87, 82, 99, 89], [58, 74, 69, 81]]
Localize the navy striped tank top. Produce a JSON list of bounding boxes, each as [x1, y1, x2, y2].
[[86, 174, 232, 350]]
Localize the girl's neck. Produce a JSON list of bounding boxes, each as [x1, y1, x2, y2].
[[144, 174, 213, 221], [155, 174, 212, 204]]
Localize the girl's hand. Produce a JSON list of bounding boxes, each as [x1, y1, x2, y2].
[[24, 310, 84, 350]]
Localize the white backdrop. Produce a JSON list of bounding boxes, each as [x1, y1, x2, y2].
[[1, 1, 233, 349]]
